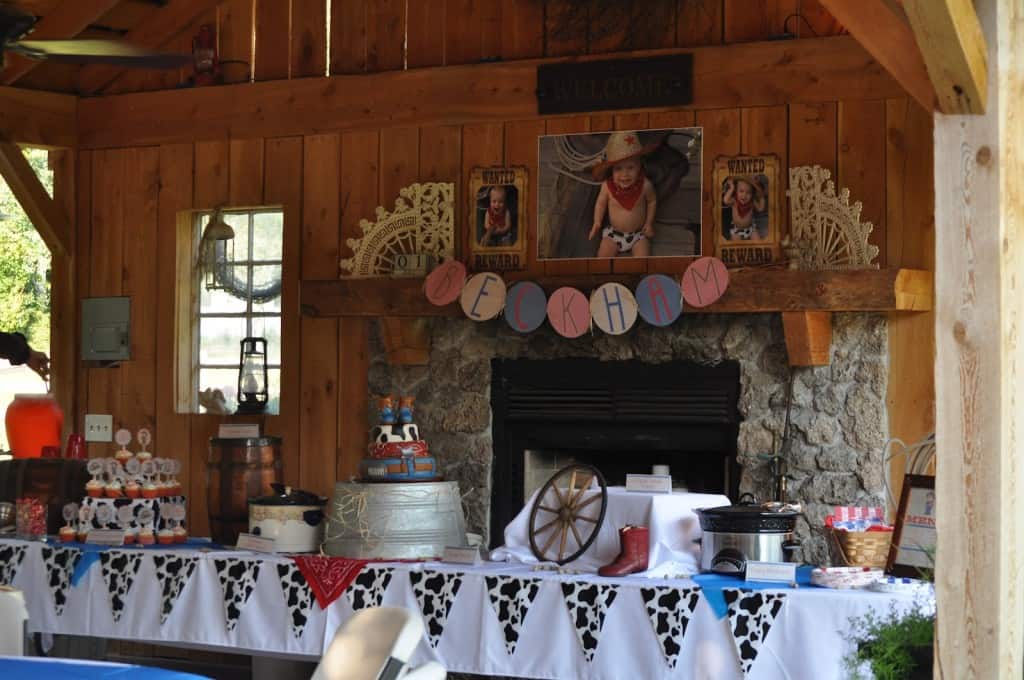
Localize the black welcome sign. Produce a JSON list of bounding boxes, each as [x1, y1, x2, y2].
[[536, 54, 693, 115]]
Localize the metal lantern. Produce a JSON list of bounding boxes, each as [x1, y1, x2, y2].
[[236, 337, 268, 414], [200, 209, 235, 292]]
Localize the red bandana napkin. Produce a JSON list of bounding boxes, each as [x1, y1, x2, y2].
[[292, 555, 370, 609]]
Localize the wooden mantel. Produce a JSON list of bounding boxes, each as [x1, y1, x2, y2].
[[300, 268, 932, 318]]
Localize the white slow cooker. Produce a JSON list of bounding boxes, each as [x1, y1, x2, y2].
[[248, 484, 326, 553]]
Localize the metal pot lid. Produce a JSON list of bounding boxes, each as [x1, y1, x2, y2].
[[697, 502, 800, 533], [249, 483, 325, 506]]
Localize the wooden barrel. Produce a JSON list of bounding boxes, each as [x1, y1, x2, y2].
[[207, 437, 282, 545], [0, 459, 89, 534]]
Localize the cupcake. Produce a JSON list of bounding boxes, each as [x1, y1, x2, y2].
[[172, 526, 187, 544], [86, 479, 104, 498], [105, 480, 122, 498], [157, 529, 174, 545], [59, 525, 76, 543], [136, 450, 152, 463], [115, 449, 133, 465], [142, 482, 158, 499], [137, 529, 155, 545], [123, 528, 137, 545], [125, 480, 141, 499]]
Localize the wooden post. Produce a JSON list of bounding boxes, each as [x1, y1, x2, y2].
[[934, 0, 1023, 677]]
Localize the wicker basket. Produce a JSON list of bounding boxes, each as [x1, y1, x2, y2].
[[827, 527, 893, 568]]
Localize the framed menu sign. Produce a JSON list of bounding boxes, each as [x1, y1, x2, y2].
[[886, 474, 936, 577]]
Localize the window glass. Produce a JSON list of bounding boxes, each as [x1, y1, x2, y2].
[[193, 208, 283, 415]]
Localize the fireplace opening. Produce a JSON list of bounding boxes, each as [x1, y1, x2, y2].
[[489, 358, 741, 547]]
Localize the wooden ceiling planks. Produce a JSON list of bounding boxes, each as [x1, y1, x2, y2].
[[0, 0, 122, 85], [75, 0, 224, 94]]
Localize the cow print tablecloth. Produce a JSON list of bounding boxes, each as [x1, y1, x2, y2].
[[0, 538, 930, 679]]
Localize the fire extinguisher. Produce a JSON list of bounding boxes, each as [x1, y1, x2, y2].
[[192, 24, 220, 87]]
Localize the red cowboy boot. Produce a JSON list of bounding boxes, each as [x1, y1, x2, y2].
[[598, 525, 650, 577]]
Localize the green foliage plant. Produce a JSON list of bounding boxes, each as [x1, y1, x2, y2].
[[844, 604, 934, 680]]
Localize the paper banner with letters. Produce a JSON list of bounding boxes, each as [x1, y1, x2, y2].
[[425, 258, 727, 337]]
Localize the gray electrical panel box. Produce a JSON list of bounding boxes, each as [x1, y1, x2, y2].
[[81, 297, 131, 361]]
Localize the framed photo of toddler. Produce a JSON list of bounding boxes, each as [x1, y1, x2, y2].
[[886, 474, 936, 578], [537, 127, 703, 261], [712, 154, 782, 267], [469, 166, 528, 271]]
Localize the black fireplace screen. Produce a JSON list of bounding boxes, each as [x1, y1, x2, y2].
[[489, 358, 741, 547]]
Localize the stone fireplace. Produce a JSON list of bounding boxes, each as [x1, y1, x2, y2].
[[368, 312, 889, 564]]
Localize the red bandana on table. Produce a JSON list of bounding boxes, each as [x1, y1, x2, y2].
[[487, 206, 506, 228], [292, 555, 370, 609], [606, 172, 645, 211]]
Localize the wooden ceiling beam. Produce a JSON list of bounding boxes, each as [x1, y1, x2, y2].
[[0, 139, 70, 256], [78, 35, 906, 149], [0, 85, 76, 147], [818, 0, 938, 112], [1, 0, 122, 85], [903, 0, 987, 113], [75, 0, 223, 95]]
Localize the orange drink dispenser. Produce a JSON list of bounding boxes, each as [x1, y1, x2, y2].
[[5, 394, 63, 458]]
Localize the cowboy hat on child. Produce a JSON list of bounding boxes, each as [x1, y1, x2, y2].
[[589, 130, 662, 181]]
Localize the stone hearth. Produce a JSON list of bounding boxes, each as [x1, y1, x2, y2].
[[369, 313, 889, 565]]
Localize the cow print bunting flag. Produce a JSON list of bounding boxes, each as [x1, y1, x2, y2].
[[41, 546, 81, 617], [276, 562, 314, 639], [214, 558, 262, 632], [100, 551, 144, 623], [347, 566, 394, 612], [0, 544, 27, 586], [152, 554, 198, 625], [409, 570, 463, 649], [640, 586, 701, 669], [485, 575, 541, 656], [560, 581, 618, 663], [723, 589, 787, 675]]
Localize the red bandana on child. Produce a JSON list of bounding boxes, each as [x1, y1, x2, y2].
[[734, 197, 753, 219], [487, 206, 506, 228], [606, 172, 645, 211]]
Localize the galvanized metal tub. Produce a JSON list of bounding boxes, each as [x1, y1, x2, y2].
[[322, 481, 466, 559]]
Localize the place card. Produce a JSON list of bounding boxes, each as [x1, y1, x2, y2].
[[236, 533, 277, 553], [86, 529, 126, 546], [625, 474, 673, 494], [218, 424, 261, 439], [745, 561, 797, 584], [441, 546, 481, 565]]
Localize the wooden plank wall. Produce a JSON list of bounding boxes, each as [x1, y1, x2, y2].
[[63, 2, 935, 529], [71, 95, 934, 527], [82, 0, 843, 94]]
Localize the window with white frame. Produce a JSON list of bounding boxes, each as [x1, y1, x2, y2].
[[178, 208, 283, 415]]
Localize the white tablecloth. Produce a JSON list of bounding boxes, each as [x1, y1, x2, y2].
[[492, 487, 730, 575], [0, 538, 931, 680]]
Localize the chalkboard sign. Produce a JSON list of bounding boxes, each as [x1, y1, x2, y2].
[[536, 55, 693, 115]]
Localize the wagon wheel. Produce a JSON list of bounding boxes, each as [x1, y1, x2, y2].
[[528, 464, 608, 565]]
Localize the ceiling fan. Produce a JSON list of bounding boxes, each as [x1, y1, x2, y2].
[[0, 2, 191, 69]]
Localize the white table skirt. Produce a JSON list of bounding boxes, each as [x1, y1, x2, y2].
[[0, 538, 929, 680], [492, 487, 731, 575]]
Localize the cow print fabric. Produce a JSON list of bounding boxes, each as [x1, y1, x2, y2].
[[346, 566, 393, 611], [723, 588, 787, 675], [560, 581, 618, 663], [276, 562, 314, 639], [152, 554, 198, 625], [41, 546, 81, 616], [485, 575, 541, 656], [0, 544, 27, 585], [99, 551, 144, 622], [409, 570, 463, 649], [640, 586, 701, 669], [214, 558, 262, 632]]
